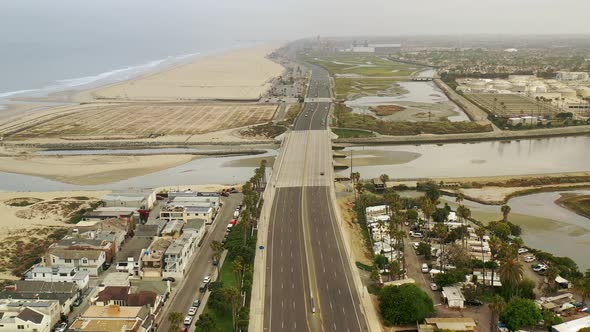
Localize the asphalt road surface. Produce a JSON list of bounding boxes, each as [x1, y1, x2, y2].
[[157, 194, 242, 332], [264, 63, 368, 331]]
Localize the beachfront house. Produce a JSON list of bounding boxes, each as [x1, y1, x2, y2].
[[44, 248, 106, 277]]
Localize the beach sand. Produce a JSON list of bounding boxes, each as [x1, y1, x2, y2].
[[0, 190, 109, 280], [0, 154, 198, 185], [73, 45, 284, 102]]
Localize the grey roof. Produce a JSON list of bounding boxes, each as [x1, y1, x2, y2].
[[135, 224, 160, 237], [58, 238, 106, 247], [17, 308, 44, 324], [185, 206, 212, 213], [14, 280, 77, 294], [49, 248, 104, 260], [165, 231, 196, 256], [185, 219, 206, 230], [115, 237, 153, 262], [0, 292, 74, 306]]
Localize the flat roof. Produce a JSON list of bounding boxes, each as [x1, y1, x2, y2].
[[82, 305, 143, 318], [552, 316, 590, 332], [115, 238, 153, 261], [70, 317, 141, 331]]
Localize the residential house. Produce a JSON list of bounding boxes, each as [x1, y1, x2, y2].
[[160, 204, 214, 224], [69, 305, 151, 332], [442, 286, 465, 309], [140, 238, 172, 278], [163, 221, 205, 279], [102, 190, 156, 210], [44, 248, 106, 277], [94, 286, 161, 314], [170, 195, 221, 210], [25, 265, 89, 290], [81, 208, 135, 222], [115, 238, 153, 276], [2, 281, 79, 316], [135, 224, 161, 239], [0, 299, 60, 332], [160, 220, 184, 237], [55, 238, 115, 264], [552, 316, 590, 332]]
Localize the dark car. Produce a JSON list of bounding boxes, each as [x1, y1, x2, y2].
[[192, 299, 202, 307], [466, 299, 484, 306], [162, 277, 176, 282], [73, 297, 82, 307]]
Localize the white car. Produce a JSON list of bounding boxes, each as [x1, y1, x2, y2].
[[233, 210, 240, 218], [412, 242, 420, 250], [524, 255, 536, 263], [54, 322, 68, 332], [203, 276, 211, 284], [188, 306, 198, 316], [421, 263, 429, 273], [184, 315, 193, 326], [532, 263, 548, 272], [409, 231, 424, 238], [430, 283, 438, 291], [518, 248, 529, 254]]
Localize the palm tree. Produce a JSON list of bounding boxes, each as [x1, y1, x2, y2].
[[489, 295, 506, 332], [231, 256, 245, 288], [455, 193, 464, 208], [224, 287, 241, 332], [419, 196, 434, 238], [168, 312, 184, 331], [573, 271, 590, 303], [195, 313, 216, 331], [488, 236, 502, 289], [545, 266, 559, 294], [210, 240, 224, 278], [355, 181, 364, 203], [475, 227, 487, 286], [498, 257, 524, 298], [380, 174, 390, 187], [433, 223, 448, 271], [500, 205, 511, 222]]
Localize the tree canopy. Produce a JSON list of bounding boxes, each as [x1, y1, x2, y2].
[[378, 284, 434, 325], [500, 298, 542, 332]]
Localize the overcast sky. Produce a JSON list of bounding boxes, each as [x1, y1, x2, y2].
[[1, 0, 590, 41]]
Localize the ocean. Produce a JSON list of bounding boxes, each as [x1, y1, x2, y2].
[[0, 1, 248, 104]]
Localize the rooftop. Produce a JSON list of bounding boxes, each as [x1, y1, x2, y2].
[[552, 316, 590, 332], [49, 247, 104, 261], [115, 237, 153, 262], [96, 286, 129, 302], [185, 218, 206, 230], [82, 305, 144, 319], [13, 280, 77, 294], [70, 317, 142, 331], [165, 230, 196, 256], [17, 307, 44, 324]]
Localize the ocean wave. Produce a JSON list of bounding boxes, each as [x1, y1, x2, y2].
[[0, 51, 201, 99]]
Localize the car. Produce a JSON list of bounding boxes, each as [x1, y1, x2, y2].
[[181, 328, 188, 332], [410, 231, 424, 238], [212, 259, 219, 266], [54, 322, 68, 332], [163, 277, 176, 282], [518, 248, 528, 254], [412, 242, 420, 250], [320, 172, 325, 176], [532, 263, 548, 272], [73, 297, 82, 307], [421, 263, 429, 273], [430, 283, 438, 291], [233, 210, 240, 218], [305, 114, 308, 117], [466, 299, 484, 306], [203, 276, 211, 284], [192, 299, 202, 308], [229, 219, 237, 225], [188, 306, 198, 316], [183, 315, 193, 326], [524, 255, 536, 263], [199, 282, 208, 293]]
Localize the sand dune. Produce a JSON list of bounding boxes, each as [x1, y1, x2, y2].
[[73, 45, 284, 102]]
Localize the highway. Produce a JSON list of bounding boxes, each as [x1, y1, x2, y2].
[[263, 62, 368, 331]]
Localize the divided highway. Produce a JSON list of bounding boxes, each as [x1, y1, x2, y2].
[[262, 63, 368, 331]]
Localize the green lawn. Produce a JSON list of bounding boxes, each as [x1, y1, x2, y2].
[[332, 128, 375, 138], [333, 77, 406, 100], [304, 54, 419, 78]]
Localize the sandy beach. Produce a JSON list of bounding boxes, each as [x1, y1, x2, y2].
[[0, 154, 198, 185], [73, 45, 284, 102]]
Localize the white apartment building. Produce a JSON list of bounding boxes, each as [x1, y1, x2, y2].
[[0, 299, 60, 332], [163, 221, 206, 279], [44, 248, 106, 277], [26, 266, 89, 290]]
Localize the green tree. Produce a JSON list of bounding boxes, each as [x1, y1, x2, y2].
[[378, 284, 434, 325], [475, 227, 487, 285], [416, 242, 432, 259], [195, 312, 216, 332], [224, 287, 241, 331], [210, 240, 224, 278], [370, 267, 381, 285], [573, 270, 590, 303], [231, 256, 245, 287], [489, 295, 506, 332], [498, 257, 524, 298], [237, 306, 250, 331], [501, 205, 511, 222], [500, 298, 542, 332], [167, 312, 184, 331]]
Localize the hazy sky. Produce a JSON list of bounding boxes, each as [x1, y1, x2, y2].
[[1, 0, 590, 41]]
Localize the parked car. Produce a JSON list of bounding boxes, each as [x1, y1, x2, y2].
[[233, 209, 240, 218], [421, 263, 429, 273], [518, 248, 529, 254], [54, 322, 68, 332], [524, 255, 536, 263], [532, 263, 548, 272], [73, 297, 82, 307], [410, 231, 424, 238], [192, 299, 202, 308], [188, 307, 198, 316], [412, 242, 420, 251], [203, 276, 211, 284], [199, 282, 208, 293], [181, 328, 188, 332], [229, 219, 237, 225], [430, 283, 438, 291], [163, 277, 176, 282], [466, 299, 484, 306], [184, 315, 193, 326]]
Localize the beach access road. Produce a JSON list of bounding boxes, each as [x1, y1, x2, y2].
[[156, 193, 242, 332]]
